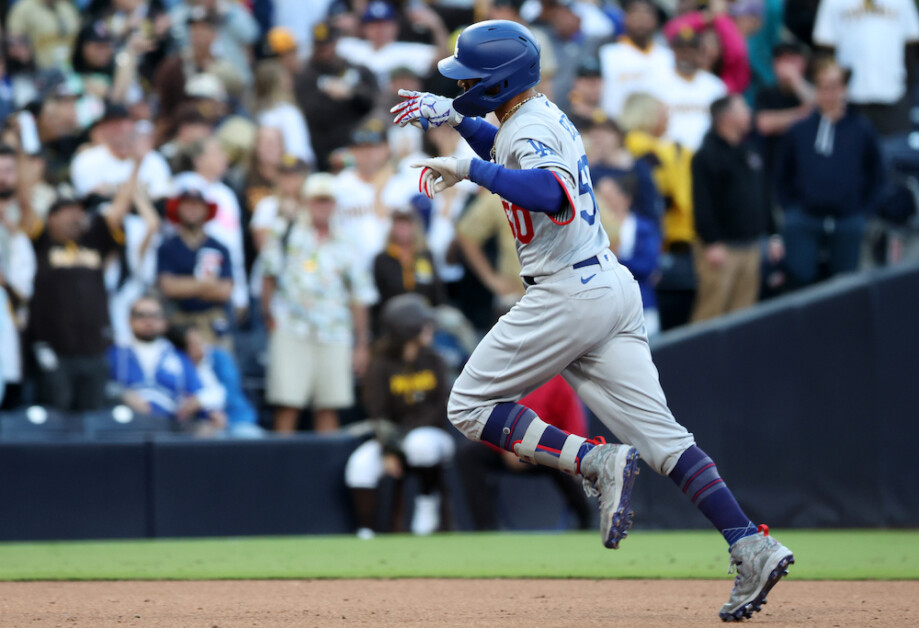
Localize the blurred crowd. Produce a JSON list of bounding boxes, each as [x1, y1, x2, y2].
[[0, 0, 918, 454]]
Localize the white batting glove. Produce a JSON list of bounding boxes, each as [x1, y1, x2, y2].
[[391, 90, 464, 130], [412, 157, 471, 198]]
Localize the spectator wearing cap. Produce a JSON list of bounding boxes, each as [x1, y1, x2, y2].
[[648, 26, 727, 152], [71, 21, 117, 101], [174, 137, 248, 317], [32, 74, 84, 185], [154, 6, 244, 120], [598, 0, 674, 119], [294, 21, 379, 171], [371, 205, 445, 335], [691, 94, 775, 322], [107, 295, 226, 436], [586, 119, 662, 225], [253, 60, 316, 167], [260, 173, 376, 433], [566, 60, 606, 130], [813, 0, 919, 136], [775, 59, 885, 288], [335, 120, 395, 273], [71, 101, 173, 201], [754, 42, 815, 213], [249, 155, 310, 251], [345, 293, 454, 538], [169, 0, 259, 87], [156, 186, 234, 347], [20, 163, 139, 412], [266, 27, 300, 77], [248, 154, 309, 299], [70, 16, 151, 109], [336, 1, 443, 91], [487, 0, 559, 101], [5, 0, 80, 70], [663, 0, 754, 94]]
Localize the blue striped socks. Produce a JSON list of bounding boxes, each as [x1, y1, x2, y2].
[[669, 445, 758, 547]]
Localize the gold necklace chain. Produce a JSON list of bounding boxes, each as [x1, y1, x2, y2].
[[490, 93, 544, 161], [500, 93, 543, 125]]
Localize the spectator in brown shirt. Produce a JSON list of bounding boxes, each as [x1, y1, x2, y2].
[[345, 294, 455, 538]]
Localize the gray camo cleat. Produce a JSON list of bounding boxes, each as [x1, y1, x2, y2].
[[719, 525, 795, 622], [580, 441, 640, 549]]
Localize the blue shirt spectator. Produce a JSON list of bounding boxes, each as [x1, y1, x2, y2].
[[776, 110, 885, 219], [168, 324, 262, 438], [775, 59, 886, 287], [156, 188, 235, 348], [157, 232, 232, 313], [107, 295, 205, 422]]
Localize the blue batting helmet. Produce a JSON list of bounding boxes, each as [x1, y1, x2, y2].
[[438, 20, 540, 118]]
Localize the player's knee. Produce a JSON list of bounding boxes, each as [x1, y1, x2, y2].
[[446, 389, 480, 441], [644, 437, 697, 476]]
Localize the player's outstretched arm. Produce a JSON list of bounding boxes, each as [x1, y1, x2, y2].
[[390, 89, 497, 161], [413, 158, 565, 215]]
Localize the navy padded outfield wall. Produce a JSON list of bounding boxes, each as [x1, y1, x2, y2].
[[0, 263, 917, 540]]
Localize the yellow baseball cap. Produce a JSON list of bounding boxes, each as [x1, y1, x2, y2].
[[267, 27, 297, 55]]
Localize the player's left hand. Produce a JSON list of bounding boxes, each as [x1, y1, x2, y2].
[[413, 157, 471, 198], [391, 90, 464, 130]]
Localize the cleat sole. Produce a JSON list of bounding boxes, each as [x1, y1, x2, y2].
[[603, 448, 640, 549]]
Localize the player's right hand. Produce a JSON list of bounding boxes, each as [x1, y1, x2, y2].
[[412, 157, 471, 198], [390, 90, 464, 130]]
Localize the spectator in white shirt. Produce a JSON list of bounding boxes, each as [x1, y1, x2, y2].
[[599, 0, 674, 119], [248, 156, 310, 298], [71, 103, 172, 201], [335, 120, 395, 274], [173, 137, 248, 316], [253, 60, 316, 167], [813, 0, 919, 135], [336, 1, 443, 92], [650, 27, 728, 151]]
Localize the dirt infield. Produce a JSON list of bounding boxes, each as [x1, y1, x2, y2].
[[0, 580, 915, 627]]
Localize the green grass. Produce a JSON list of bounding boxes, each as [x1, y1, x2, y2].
[[0, 530, 915, 581]]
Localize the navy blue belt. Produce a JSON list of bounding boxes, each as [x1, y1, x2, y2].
[[522, 255, 599, 286]]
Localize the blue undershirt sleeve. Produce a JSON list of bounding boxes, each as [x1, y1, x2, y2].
[[468, 159, 566, 215], [455, 117, 498, 161]]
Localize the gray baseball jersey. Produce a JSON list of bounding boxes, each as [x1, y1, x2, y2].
[[447, 95, 695, 476], [493, 95, 610, 277]]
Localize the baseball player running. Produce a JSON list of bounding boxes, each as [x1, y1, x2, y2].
[[391, 20, 793, 621]]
